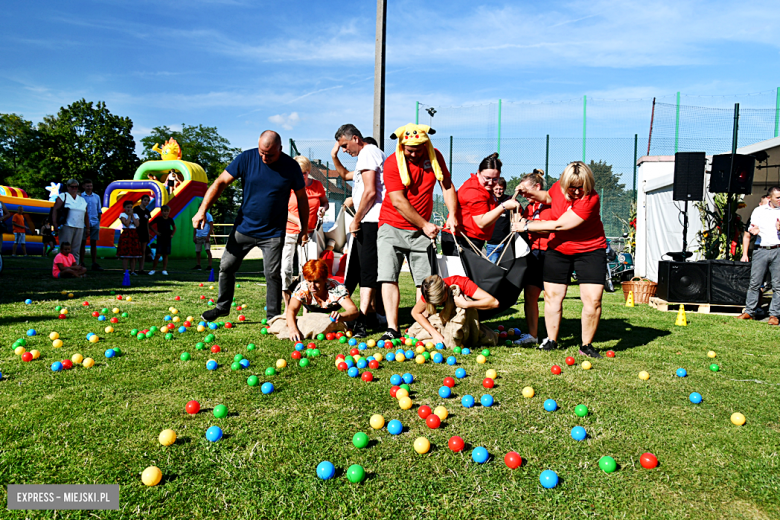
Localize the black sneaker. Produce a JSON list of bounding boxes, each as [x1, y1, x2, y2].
[[201, 308, 230, 322], [137, 269, 146, 275], [379, 328, 402, 342], [538, 338, 558, 351], [579, 344, 602, 358], [193, 265, 202, 270], [352, 320, 368, 338], [92, 263, 104, 271]]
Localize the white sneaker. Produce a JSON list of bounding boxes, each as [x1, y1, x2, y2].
[[514, 333, 538, 345], [162, 270, 168, 276], [148, 270, 156, 275]]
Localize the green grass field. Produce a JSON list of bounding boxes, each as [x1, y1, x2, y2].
[[1, 255, 779, 519]]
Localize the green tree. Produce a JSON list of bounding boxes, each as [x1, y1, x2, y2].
[[140, 124, 242, 223], [0, 113, 47, 197]]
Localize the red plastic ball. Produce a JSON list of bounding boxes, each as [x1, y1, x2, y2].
[[92, 311, 99, 317], [448, 436, 465, 452], [551, 365, 562, 375], [350, 348, 359, 356], [58, 314, 66, 319], [565, 356, 576, 366], [238, 315, 246, 322], [211, 345, 221, 353], [200, 295, 206, 299], [184, 321, 192, 327], [291, 351, 302, 360], [225, 322, 233, 329], [425, 414, 441, 429], [499, 331, 507, 339], [142, 329, 149, 334], [185, 400, 200, 414], [22, 352, 33, 362], [368, 360, 379, 369], [335, 332, 344, 339], [443, 377, 455, 388], [504, 451, 522, 469], [208, 299, 214, 303], [640, 452, 658, 469], [307, 343, 316, 349], [606, 350, 615, 358], [418, 405, 432, 419], [390, 386, 400, 398], [337, 362, 348, 371], [199, 283, 204, 287], [117, 295, 122, 300], [483, 377, 495, 389], [497, 325, 505, 331], [61, 359, 73, 370], [174, 296, 181, 301], [361, 371, 373, 382], [110, 317, 118, 324], [83, 301, 89, 306], [336, 354, 345, 360], [326, 333, 335, 341]]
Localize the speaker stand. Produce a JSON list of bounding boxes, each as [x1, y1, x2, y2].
[[667, 200, 694, 263]]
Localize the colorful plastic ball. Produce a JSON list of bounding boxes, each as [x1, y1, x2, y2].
[[370, 414, 385, 429], [707, 350, 717, 358], [399, 383, 411, 392], [51, 361, 63, 372], [606, 350, 616, 358], [574, 404, 589, 417], [565, 356, 576, 366], [58, 314, 66, 320], [640, 452, 658, 469], [211, 345, 221, 353], [339, 336, 348, 344], [317, 461, 335, 480], [247, 375, 259, 387], [206, 426, 223, 442], [165, 333, 174, 340], [224, 322, 233, 329], [438, 386, 452, 399], [384, 352, 394, 361], [26, 329, 36, 337], [416, 405, 432, 420], [30, 350, 41, 360], [21, 352, 33, 362], [346, 464, 366, 484], [398, 396, 413, 410], [689, 392, 703, 404], [60, 359, 73, 370], [540, 470, 559, 488], [544, 399, 558, 412], [110, 317, 119, 324], [180, 352, 192, 361], [463, 347, 472, 354], [352, 431, 369, 449], [522, 386, 535, 398], [481, 394, 494, 407], [357, 359, 368, 369], [213, 404, 228, 419], [260, 382, 275, 394], [395, 388, 409, 400], [14, 346, 26, 356], [454, 368, 466, 379], [413, 437, 431, 454], [291, 351, 302, 361], [206, 360, 218, 371], [446, 356, 456, 366], [709, 364, 720, 372], [387, 420, 403, 435], [157, 429, 177, 447], [348, 338, 357, 347], [104, 349, 115, 359], [639, 371, 650, 380], [599, 456, 617, 473], [368, 359, 379, 369], [231, 361, 241, 371], [676, 368, 687, 378], [425, 414, 441, 429], [571, 426, 587, 441], [461, 395, 475, 408], [104, 326, 113, 333], [505, 451, 522, 469], [582, 360, 592, 370], [482, 377, 495, 390], [25, 299, 32, 305], [476, 355, 487, 364], [361, 371, 374, 382], [348, 367, 359, 378], [472, 447, 489, 464], [397, 372, 411, 385], [434, 406, 449, 421], [453, 346, 462, 355], [731, 412, 746, 426], [83, 358, 95, 368], [113, 348, 122, 356], [448, 436, 465, 452], [52, 339, 63, 348], [141, 466, 162, 487], [299, 358, 310, 368], [49, 332, 60, 340]]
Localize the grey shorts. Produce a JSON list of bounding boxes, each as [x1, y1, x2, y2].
[[86, 225, 100, 243], [376, 224, 433, 285], [195, 236, 210, 252], [14, 232, 25, 245]]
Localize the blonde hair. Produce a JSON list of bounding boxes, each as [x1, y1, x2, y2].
[[294, 155, 312, 173], [559, 161, 594, 198], [520, 169, 546, 190], [421, 275, 456, 324]]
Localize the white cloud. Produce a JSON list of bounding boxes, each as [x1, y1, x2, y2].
[[268, 112, 301, 131]]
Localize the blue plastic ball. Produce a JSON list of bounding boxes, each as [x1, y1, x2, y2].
[[199, 321, 206, 327], [206, 426, 223, 442], [206, 360, 218, 371], [26, 329, 36, 336], [348, 367, 359, 378], [461, 394, 475, 408], [447, 356, 457, 366], [689, 392, 702, 404], [164, 315, 172, 321], [439, 386, 452, 398], [544, 399, 558, 412], [357, 359, 368, 369], [435, 342, 444, 350], [540, 470, 559, 488], [358, 342, 367, 350], [295, 343, 304, 351], [344, 358, 355, 368], [178, 326, 186, 333], [404, 350, 414, 360], [348, 338, 358, 346], [264, 306, 267, 311], [481, 394, 494, 407], [86, 333, 95, 339], [396, 349, 404, 355], [366, 356, 375, 362], [239, 358, 250, 369], [455, 368, 466, 379], [209, 322, 218, 330], [571, 426, 587, 441], [472, 447, 489, 463], [317, 461, 335, 480], [462, 347, 471, 355], [433, 353, 444, 363], [51, 362, 63, 372], [390, 374, 402, 386], [387, 419, 403, 435], [104, 349, 115, 359], [261, 382, 274, 394], [98, 315, 106, 321], [402, 373, 414, 385], [377, 340, 385, 348], [0, 371, 3, 380], [24, 299, 32, 305], [385, 352, 394, 361], [676, 368, 687, 377]]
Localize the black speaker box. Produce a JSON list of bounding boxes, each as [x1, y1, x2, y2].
[[708, 154, 756, 195], [673, 152, 706, 201], [708, 260, 751, 305], [657, 261, 709, 303]]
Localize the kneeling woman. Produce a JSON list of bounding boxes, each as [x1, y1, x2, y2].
[[285, 259, 359, 343], [409, 274, 499, 348]]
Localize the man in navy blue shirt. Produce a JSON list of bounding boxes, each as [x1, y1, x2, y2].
[[193, 130, 309, 320]]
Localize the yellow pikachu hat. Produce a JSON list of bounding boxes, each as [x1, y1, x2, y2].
[[390, 124, 443, 186]]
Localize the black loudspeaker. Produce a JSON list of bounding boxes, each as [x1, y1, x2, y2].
[[708, 154, 756, 195], [657, 261, 709, 303], [673, 152, 706, 201], [708, 260, 751, 305]]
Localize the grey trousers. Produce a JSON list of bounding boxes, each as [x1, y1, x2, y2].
[[745, 247, 780, 317], [58, 226, 84, 265], [217, 231, 284, 318]]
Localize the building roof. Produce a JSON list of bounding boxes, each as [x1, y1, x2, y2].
[[308, 160, 351, 197]]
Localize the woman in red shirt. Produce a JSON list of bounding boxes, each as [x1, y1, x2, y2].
[[442, 153, 520, 256], [514, 161, 607, 358]]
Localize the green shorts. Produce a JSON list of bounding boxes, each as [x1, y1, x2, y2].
[[376, 224, 433, 286]]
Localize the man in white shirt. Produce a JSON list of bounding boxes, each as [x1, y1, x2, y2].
[[738, 186, 780, 324], [332, 124, 386, 337]]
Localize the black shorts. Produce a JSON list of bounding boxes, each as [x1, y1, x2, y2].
[[354, 222, 379, 289], [525, 249, 546, 289], [543, 248, 607, 285], [156, 237, 172, 256]]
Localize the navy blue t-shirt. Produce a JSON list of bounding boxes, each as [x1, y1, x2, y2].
[[226, 149, 305, 239]]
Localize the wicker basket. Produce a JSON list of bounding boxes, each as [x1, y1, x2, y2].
[[621, 277, 657, 304]]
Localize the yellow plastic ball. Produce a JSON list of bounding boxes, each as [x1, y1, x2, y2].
[[30, 349, 41, 360], [731, 412, 746, 426], [112, 308, 120, 314], [158, 429, 177, 446], [707, 351, 717, 358], [507, 329, 515, 336], [171, 308, 178, 315], [415, 354, 426, 364], [60, 290, 68, 295], [351, 355, 360, 362], [49, 332, 60, 340], [398, 396, 413, 410], [373, 352, 383, 362], [582, 360, 592, 370], [425, 342, 435, 350], [67, 293, 74, 298], [209, 286, 214, 290], [83, 358, 95, 368], [14, 346, 26, 356], [367, 339, 376, 348], [346, 330, 353, 338], [276, 359, 287, 369], [395, 388, 409, 400], [186, 316, 194, 323], [52, 339, 63, 348], [476, 354, 487, 364], [414, 437, 431, 454], [434, 406, 449, 421], [168, 307, 175, 312], [485, 369, 497, 380], [415, 345, 425, 354], [173, 316, 181, 323], [105, 326, 114, 333], [522, 386, 535, 398], [197, 325, 206, 332], [370, 414, 385, 430], [404, 338, 413, 346], [126, 296, 132, 302], [395, 353, 405, 362], [61, 308, 68, 315], [638, 371, 650, 380], [89, 335, 99, 344], [71, 353, 84, 364], [141, 466, 162, 487]]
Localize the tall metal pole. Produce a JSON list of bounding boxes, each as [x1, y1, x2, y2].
[[545, 135, 549, 174], [633, 134, 638, 199], [449, 135, 453, 174], [582, 95, 587, 162], [775, 86, 780, 138], [415, 102, 419, 124], [647, 97, 656, 155], [674, 91, 681, 153], [497, 99, 502, 155], [726, 103, 740, 261], [373, 0, 387, 150]]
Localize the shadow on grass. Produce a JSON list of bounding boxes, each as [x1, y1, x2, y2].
[[552, 317, 670, 352]]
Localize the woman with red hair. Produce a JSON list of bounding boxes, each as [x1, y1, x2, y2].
[[286, 259, 358, 342]]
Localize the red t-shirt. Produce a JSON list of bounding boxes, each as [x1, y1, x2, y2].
[[379, 148, 451, 230], [286, 179, 326, 234], [522, 201, 553, 251], [421, 275, 479, 303], [545, 181, 607, 254], [53, 253, 75, 278], [444, 174, 497, 242]]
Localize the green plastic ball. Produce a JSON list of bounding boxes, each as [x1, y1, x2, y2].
[[130, 329, 139, 336], [346, 464, 366, 483], [136, 333, 145, 340], [261, 318, 267, 325], [339, 336, 348, 344], [145, 331, 154, 338], [423, 351, 431, 360], [18, 338, 26, 347], [260, 328, 268, 335], [208, 301, 214, 306], [599, 456, 617, 473], [247, 343, 256, 351], [299, 358, 310, 368], [481, 349, 491, 357], [311, 349, 320, 357], [231, 361, 241, 371], [150, 326, 158, 332], [218, 322, 225, 327], [121, 312, 128, 318], [400, 384, 410, 392], [234, 354, 244, 362], [317, 333, 325, 340], [165, 333, 174, 340], [247, 375, 259, 386], [709, 363, 720, 372], [180, 352, 191, 361], [352, 432, 369, 449], [101, 308, 108, 314], [574, 404, 589, 417], [110, 291, 115, 295], [205, 334, 215, 342], [453, 346, 462, 354], [265, 367, 276, 376], [505, 340, 513, 346], [213, 404, 228, 418], [237, 284, 241, 288], [55, 305, 62, 312], [196, 342, 205, 350], [231, 302, 237, 307], [113, 348, 122, 356]]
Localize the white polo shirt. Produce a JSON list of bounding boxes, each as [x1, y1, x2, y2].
[[352, 144, 386, 223], [748, 203, 780, 247]]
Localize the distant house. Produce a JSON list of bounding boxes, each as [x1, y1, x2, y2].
[[308, 159, 351, 219]]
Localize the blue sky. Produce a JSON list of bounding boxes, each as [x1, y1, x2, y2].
[[1, 0, 779, 169]]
